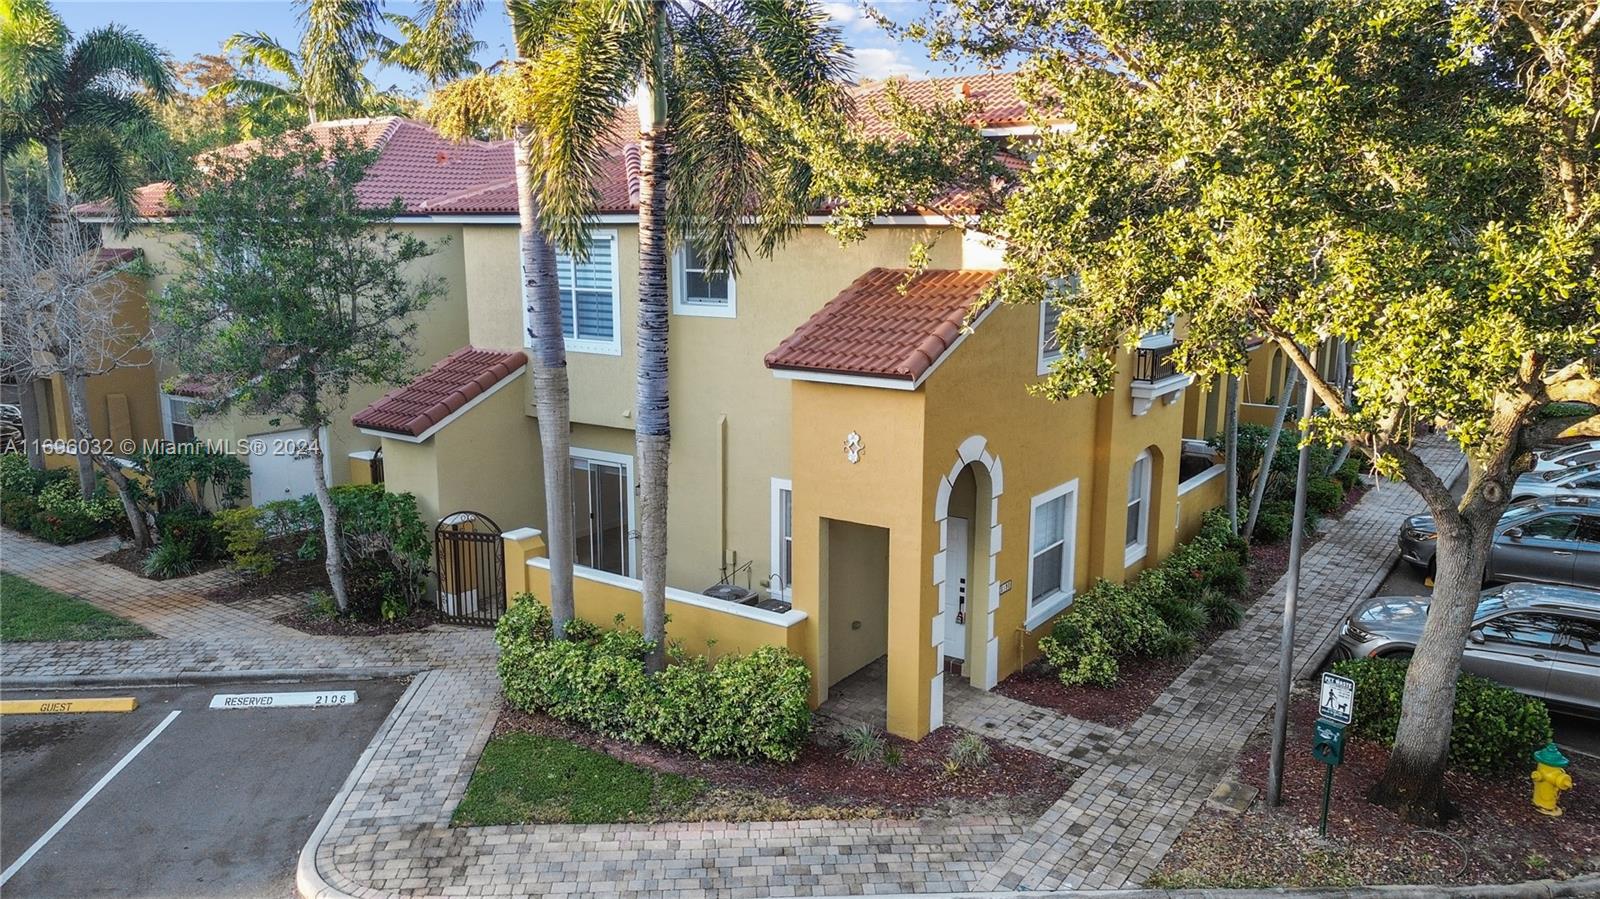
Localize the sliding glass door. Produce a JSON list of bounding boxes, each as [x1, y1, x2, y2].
[[572, 453, 631, 576]]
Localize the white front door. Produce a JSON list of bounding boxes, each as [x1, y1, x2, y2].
[[248, 428, 319, 503], [944, 516, 970, 662]]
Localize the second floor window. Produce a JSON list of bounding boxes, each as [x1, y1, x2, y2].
[[163, 394, 197, 445], [553, 232, 620, 355], [674, 245, 734, 317]]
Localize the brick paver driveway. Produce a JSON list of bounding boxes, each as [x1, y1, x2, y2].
[[0, 436, 1463, 897]]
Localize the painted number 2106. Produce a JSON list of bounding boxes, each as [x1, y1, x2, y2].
[[313, 693, 352, 706]]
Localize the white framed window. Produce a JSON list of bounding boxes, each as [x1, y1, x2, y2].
[[1139, 313, 1177, 348], [161, 393, 198, 445], [1125, 450, 1152, 566], [528, 230, 621, 356], [1038, 276, 1079, 376], [571, 447, 635, 576], [770, 478, 793, 599], [1026, 478, 1079, 630], [672, 245, 735, 318]]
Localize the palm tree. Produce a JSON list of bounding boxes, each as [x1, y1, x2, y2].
[[379, 0, 485, 92], [0, 0, 173, 490], [516, 0, 850, 670], [214, 0, 383, 124]]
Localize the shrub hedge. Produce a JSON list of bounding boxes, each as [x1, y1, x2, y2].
[[495, 597, 813, 762], [1038, 510, 1249, 687], [1331, 657, 1553, 775]]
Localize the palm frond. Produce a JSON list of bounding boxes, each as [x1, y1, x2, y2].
[[66, 24, 175, 102], [223, 31, 301, 78], [61, 122, 141, 231], [65, 85, 158, 131], [426, 68, 516, 139], [297, 0, 382, 118], [524, 0, 647, 254], [0, 0, 68, 111]]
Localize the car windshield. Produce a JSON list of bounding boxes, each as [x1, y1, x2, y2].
[[1473, 591, 1509, 620]]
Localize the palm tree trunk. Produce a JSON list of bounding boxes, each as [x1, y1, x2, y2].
[[1244, 367, 1300, 541], [636, 76, 671, 673], [306, 426, 351, 612], [514, 127, 576, 637], [44, 134, 71, 248], [1224, 374, 1239, 532]]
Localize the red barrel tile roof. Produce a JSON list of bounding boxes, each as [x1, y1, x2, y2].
[[352, 346, 527, 438], [765, 268, 997, 382], [76, 73, 1047, 222]]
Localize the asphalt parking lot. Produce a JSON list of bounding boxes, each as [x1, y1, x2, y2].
[[1, 677, 405, 898]]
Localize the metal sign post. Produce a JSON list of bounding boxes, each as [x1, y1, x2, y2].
[[1310, 672, 1356, 836]]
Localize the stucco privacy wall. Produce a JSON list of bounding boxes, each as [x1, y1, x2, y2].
[[459, 222, 960, 596], [373, 373, 540, 529], [99, 223, 470, 497], [507, 532, 808, 662]]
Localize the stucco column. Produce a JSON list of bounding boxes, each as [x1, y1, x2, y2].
[[501, 527, 546, 602]]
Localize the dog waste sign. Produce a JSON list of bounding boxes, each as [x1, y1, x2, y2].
[[1318, 672, 1355, 725]]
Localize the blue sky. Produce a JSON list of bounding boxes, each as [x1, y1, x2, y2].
[[54, 1, 980, 94]]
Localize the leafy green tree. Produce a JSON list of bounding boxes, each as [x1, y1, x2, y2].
[[445, 0, 850, 669], [379, 0, 485, 91], [897, 0, 1597, 822], [156, 132, 444, 613]]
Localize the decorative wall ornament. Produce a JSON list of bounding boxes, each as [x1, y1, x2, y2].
[[843, 431, 865, 464]]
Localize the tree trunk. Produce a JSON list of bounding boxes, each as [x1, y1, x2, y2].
[[635, 74, 671, 673], [44, 134, 70, 248], [514, 126, 576, 638], [1244, 367, 1300, 540], [306, 429, 351, 613], [17, 377, 47, 470], [64, 373, 96, 498], [62, 369, 149, 547], [1369, 509, 1497, 823], [1224, 374, 1239, 532]]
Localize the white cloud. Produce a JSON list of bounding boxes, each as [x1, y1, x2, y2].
[[821, 2, 858, 24], [853, 45, 920, 81]]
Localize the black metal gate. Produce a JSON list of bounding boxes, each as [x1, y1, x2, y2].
[[433, 511, 505, 626]]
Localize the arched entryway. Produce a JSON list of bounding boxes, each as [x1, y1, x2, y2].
[[931, 435, 1003, 728]]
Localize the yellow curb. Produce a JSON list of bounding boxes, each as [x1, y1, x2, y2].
[[0, 697, 138, 715], [1424, 576, 1435, 588]]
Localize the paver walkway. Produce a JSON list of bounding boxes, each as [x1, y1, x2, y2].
[[975, 437, 1465, 891], [0, 435, 1463, 897]]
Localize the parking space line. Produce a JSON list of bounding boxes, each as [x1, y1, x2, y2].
[[0, 709, 180, 887]]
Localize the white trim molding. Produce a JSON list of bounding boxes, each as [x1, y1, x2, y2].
[[529, 228, 623, 357], [931, 435, 1006, 699], [1130, 373, 1194, 417], [770, 478, 793, 600], [1177, 462, 1226, 496], [528, 557, 808, 628], [1124, 450, 1152, 568]]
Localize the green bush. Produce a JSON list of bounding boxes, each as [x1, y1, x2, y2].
[[155, 508, 223, 562], [1040, 511, 1249, 687], [143, 540, 197, 579], [1254, 501, 1294, 543], [1334, 456, 1365, 492], [27, 477, 119, 544], [494, 597, 813, 762], [1, 493, 41, 531], [1331, 657, 1553, 775], [1306, 476, 1345, 515]]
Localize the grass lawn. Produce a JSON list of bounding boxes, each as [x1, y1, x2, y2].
[[0, 573, 152, 642], [453, 731, 706, 826]]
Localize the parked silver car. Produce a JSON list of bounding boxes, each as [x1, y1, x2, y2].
[[1334, 583, 1600, 714], [1530, 439, 1600, 473], [1397, 495, 1600, 589], [1512, 462, 1600, 502]]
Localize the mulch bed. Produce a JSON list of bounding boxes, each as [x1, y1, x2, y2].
[[995, 481, 1371, 730], [203, 556, 328, 604], [492, 705, 1076, 820], [95, 546, 226, 580], [1152, 694, 1600, 888], [274, 605, 435, 636]]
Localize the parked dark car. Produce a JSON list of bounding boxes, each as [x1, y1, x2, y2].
[[1334, 583, 1600, 714], [1399, 495, 1600, 590]]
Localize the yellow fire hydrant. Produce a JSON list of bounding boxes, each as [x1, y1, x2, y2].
[[1531, 743, 1573, 817]]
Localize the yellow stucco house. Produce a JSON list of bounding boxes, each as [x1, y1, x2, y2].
[[334, 74, 1234, 739]]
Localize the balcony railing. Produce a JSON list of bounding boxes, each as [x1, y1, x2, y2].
[[1133, 340, 1182, 383]]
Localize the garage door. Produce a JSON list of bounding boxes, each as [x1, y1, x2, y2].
[[248, 428, 319, 504]]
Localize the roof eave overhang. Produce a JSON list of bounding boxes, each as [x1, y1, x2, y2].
[[766, 298, 999, 393], [354, 363, 525, 444]]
